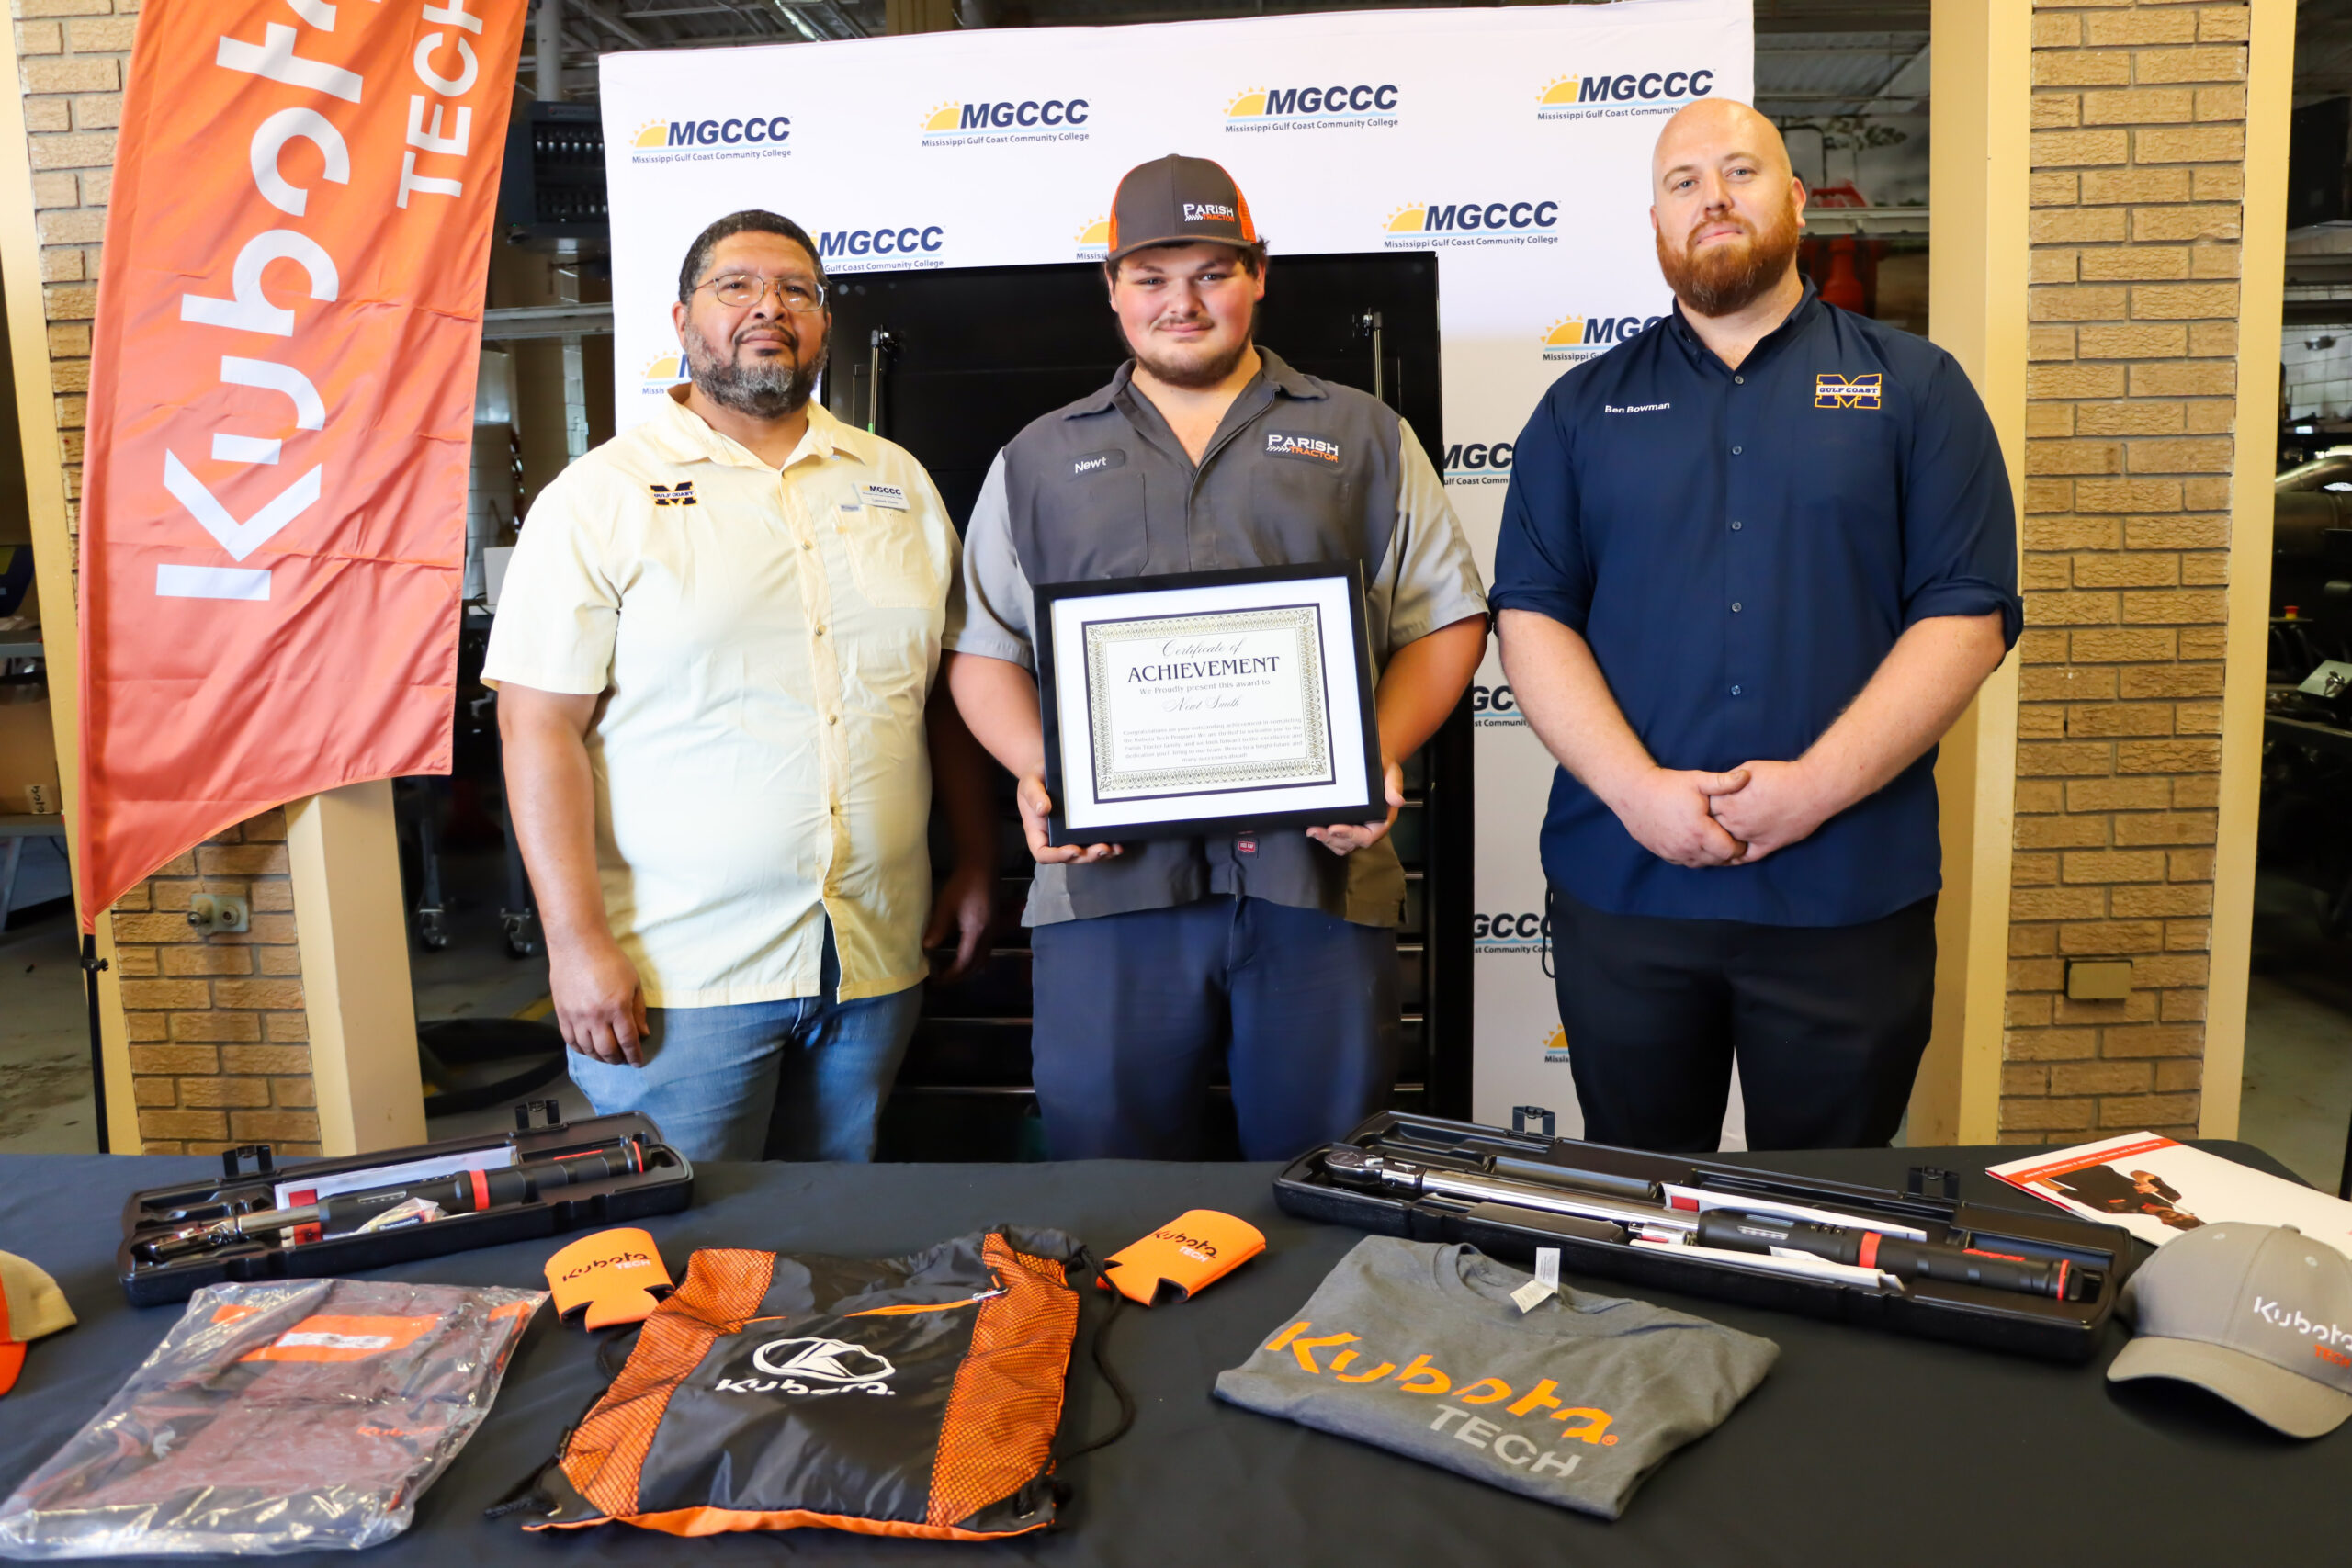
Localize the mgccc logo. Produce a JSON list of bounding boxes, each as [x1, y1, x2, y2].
[[1536, 67, 1714, 122]]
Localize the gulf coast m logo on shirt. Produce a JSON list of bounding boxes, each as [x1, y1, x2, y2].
[[650, 481, 696, 506], [1815, 373, 1883, 410], [1263, 1318, 1620, 1479]]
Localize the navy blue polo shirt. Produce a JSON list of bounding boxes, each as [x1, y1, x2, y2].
[[1490, 283, 2020, 927]]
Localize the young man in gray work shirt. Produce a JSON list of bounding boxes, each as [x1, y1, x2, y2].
[[948, 155, 1488, 1160]]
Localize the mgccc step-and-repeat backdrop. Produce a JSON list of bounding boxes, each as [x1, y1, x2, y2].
[[599, 0, 1756, 1136]]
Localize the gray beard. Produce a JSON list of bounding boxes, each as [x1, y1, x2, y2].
[[683, 320, 826, 418]]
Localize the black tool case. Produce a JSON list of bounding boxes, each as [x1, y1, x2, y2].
[[119, 1105, 692, 1305], [1276, 1111, 2133, 1361]]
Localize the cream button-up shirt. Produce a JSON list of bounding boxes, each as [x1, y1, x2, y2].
[[483, 390, 962, 1006]]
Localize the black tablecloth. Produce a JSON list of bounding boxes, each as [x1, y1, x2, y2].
[[1, 1145, 2344, 1566]]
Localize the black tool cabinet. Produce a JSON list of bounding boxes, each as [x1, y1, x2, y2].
[[822, 253, 1471, 1158]]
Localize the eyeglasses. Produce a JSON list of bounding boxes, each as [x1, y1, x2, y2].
[[695, 272, 828, 313]]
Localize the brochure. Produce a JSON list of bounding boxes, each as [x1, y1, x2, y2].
[[1987, 1132, 2352, 1258]]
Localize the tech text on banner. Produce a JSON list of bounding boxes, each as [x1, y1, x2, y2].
[[74, 0, 526, 924]]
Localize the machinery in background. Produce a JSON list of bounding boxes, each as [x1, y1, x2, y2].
[[2262, 446, 2352, 935], [498, 102, 608, 253], [393, 350, 539, 961], [0, 546, 66, 927]]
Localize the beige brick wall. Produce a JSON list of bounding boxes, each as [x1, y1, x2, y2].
[[15, 0, 322, 1155], [2006, 0, 2250, 1144]]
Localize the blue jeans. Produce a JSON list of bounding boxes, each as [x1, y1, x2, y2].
[[1029, 895, 1399, 1161], [569, 942, 922, 1164]]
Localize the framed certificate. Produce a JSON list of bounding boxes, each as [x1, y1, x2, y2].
[[1034, 562, 1383, 844]]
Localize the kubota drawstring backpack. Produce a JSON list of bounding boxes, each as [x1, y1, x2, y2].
[[501, 1225, 1127, 1543]]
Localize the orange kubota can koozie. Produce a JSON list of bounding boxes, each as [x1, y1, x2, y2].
[[512, 1227, 1083, 1542], [1101, 1211, 1266, 1306], [545, 1229, 673, 1330]]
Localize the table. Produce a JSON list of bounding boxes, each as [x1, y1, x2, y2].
[[2, 1145, 2346, 1567]]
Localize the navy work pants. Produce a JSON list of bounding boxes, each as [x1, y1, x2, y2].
[[1029, 895, 1399, 1161]]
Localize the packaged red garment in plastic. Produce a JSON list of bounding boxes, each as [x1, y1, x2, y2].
[[0, 1278, 542, 1557]]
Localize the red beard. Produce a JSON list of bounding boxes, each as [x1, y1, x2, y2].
[[1657, 202, 1801, 317]]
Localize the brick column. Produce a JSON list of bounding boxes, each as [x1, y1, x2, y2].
[[2005, 0, 2250, 1143], [15, 0, 322, 1155]]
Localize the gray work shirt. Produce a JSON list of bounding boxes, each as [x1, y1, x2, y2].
[[948, 348, 1487, 928]]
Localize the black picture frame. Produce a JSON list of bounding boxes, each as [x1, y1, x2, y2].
[[1033, 561, 1385, 846]]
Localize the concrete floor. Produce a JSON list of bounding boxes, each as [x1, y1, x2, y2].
[[0, 901, 98, 1154], [2239, 874, 2352, 1195], [407, 843, 551, 1029], [0, 840, 574, 1156], [398, 841, 582, 1139]]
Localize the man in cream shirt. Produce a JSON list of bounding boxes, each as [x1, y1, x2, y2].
[[485, 209, 994, 1163]]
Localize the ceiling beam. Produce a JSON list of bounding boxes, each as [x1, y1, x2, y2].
[[570, 0, 653, 45]]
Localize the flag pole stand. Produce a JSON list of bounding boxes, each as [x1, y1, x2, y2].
[[81, 933, 110, 1154]]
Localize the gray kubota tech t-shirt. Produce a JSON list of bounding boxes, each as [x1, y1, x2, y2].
[[1215, 1237, 1779, 1520]]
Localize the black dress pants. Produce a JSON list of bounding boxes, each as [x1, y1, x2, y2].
[[1547, 887, 1937, 1153]]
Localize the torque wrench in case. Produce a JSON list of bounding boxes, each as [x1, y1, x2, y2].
[[138, 1136, 650, 1260], [1321, 1147, 2094, 1301]]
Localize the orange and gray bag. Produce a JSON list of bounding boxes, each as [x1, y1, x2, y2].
[[502, 1226, 1127, 1543]]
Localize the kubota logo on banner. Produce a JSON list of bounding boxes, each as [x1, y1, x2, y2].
[[75, 0, 524, 921], [1536, 66, 1714, 122], [1225, 82, 1399, 132]]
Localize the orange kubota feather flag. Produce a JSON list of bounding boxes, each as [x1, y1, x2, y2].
[[75, 0, 525, 926]]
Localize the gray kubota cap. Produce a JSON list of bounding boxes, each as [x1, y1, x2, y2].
[[2108, 1221, 2352, 1438]]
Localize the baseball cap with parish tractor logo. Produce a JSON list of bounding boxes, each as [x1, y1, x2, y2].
[[1106, 154, 1260, 265], [2108, 1221, 2352, 1437]]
